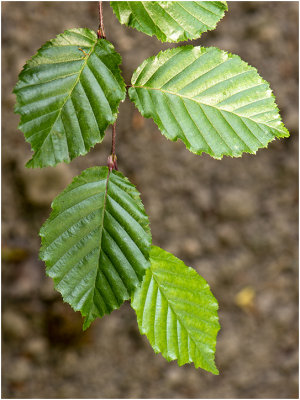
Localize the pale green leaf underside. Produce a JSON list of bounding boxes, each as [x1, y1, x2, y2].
[[129, 46, 289, 159], [39, 167, 151, 330], [14, 29, 126, 168], [111, 1, 227, 43], [132, 246, 220, 374]]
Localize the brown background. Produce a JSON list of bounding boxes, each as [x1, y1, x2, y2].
[[2, 1, 298, 398]]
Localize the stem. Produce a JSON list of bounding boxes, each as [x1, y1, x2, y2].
[[111, 122, 116, 156], [97, 1, 106, 39], [98, 1, 116, 171], [108, 123, 118, 171], [97, 1, 118, 172]]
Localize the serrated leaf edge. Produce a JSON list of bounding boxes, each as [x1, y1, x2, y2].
[[14, 29, 126, 168], [110, 1, 228, 43], [39, 166, 152, 329], [132, 246, 220, 374], [129, 45, 289, 160]]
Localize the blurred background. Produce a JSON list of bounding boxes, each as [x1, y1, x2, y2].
[[2, 1, 298, 398]]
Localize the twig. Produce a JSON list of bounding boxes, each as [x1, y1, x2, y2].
[[98, 1, 115, 171], [98, 1, 116, 171], [111, 122, 116, 156], [107, 123, 118, 171], [97, 1, 106, 39]]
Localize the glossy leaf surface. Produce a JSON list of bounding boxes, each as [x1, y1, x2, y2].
[[129, 46, 289, 159], [40, 167, 151, 329], [132, 246, 220, 374], [111, 1, 227, 42], [14, 29, 126, 168]]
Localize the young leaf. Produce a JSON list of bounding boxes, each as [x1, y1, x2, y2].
[[39, 167, 151, 330], [111, 1, 227, 43], [14, 29, 126, 168], [132, 246, 220, 374], [129, 46, 289, 159]]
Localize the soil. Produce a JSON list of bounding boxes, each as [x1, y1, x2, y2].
[[2, 1, 298, 398]]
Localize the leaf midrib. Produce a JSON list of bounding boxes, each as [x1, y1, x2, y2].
[[91, 169, 111, 313], [149, 266, 217, 363], [131, 84, 285, 134], [175, 2, 210, 29], [32, 39, 98, 162]]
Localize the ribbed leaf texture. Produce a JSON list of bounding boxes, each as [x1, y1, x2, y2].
[[132, 246, 220, 374], [14, 29, 126, 168], [129, 46, 289, 159], [111, 1, 227, 42], [39, 167, 151, 330]]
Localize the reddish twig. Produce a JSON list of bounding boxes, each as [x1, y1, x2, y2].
[[98, 1, 115, 171], [97, 2, 116, 171], [108, 123, 118, 171], [111, 122, 116, 156], [97, 1, 106, 39]]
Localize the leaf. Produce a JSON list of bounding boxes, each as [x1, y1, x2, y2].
[[39, 166, 151, 330], [111, 1, 227, 43], [129, 46, 289, 159], [132, 246, 220, 374], [14, 29, 126, 168]]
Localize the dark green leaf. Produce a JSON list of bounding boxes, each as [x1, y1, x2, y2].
[[111, 1, 227, 42], [129, 46, 289, 159], [132, 246, 220, 374], [40, 167, 151, 329], [14, 29, 126, 168]]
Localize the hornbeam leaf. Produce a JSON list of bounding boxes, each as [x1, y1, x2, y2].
[[132, 246, 220, 374], [111, 1, 227, 43], [14, 29, 126, 168], [39, 167, 151, 330], [129, 46, 289, 159]]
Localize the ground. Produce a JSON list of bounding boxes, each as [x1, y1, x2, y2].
[[2, 1, 298, 398]]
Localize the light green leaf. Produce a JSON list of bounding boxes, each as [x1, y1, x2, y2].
[[39, 167, 151, 330], [132, 246, 220, 374], [129, 46, 289, 159], [111, 1, 227, 43], [14, 29, 126, 168]]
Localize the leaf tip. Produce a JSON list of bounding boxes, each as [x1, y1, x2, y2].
[[210, 365, 220, 375], [82, 320, 91, 331]]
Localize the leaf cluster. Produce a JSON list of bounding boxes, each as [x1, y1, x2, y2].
[[13, 1, 289, 375]]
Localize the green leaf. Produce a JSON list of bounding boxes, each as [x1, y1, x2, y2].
[[111, 1, 227, 43], [132, 246, 220, 374], [39, 166, 151, 330], [14, 29, 126, 168], [129, 46, 289, 159]]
